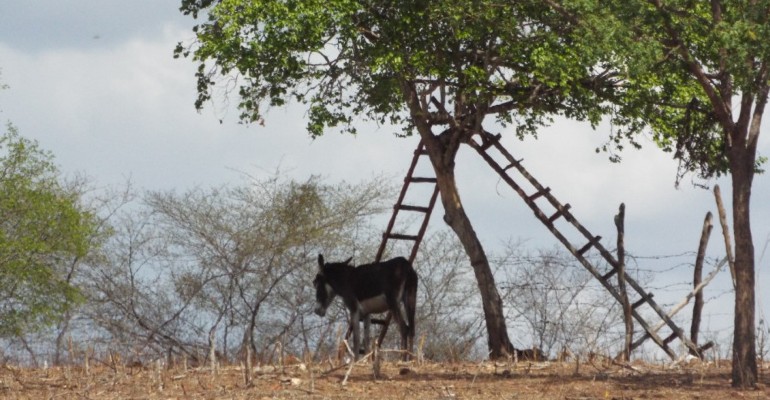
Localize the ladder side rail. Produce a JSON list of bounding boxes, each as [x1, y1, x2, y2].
[[470, 142, 555, 224], [408, 184, 440, 264], [481, 133, 619, 266], [483, 137, 615, 262], [478, 134, 700, 355]]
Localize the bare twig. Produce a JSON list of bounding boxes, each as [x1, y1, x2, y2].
[[645, 257, 728, 335], [611, 359, 643, 374], [340, 350, 374, 386]]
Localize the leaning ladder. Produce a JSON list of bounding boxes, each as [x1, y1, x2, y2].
[[370, 139, 440, 347], [374, 139, 440, 264], [468, 130, 700, 359]]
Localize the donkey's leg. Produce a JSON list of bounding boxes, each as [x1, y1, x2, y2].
[[395, 284, 413, 361], [362, 314, 371, 355], [397, 304, 409, 353], [387, 296, 410, 361], [350, 309, 362, 361]]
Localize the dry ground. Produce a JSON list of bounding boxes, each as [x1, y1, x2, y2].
[[1, 358, 769, 399]]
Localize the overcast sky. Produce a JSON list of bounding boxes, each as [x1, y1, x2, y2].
[[1, 1, 768, 350]]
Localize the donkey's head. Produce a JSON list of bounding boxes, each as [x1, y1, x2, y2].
[[313, 254, 352, 317]]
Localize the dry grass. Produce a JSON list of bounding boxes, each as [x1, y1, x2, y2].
[[1, 358, 769, 399]]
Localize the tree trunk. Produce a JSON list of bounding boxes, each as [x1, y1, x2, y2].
[[53, 313, 72, 365], [423, 135, 514, 359], [208, 327, 217, 372], [397, 79, 514, 359], [729, 149, 758, 388]]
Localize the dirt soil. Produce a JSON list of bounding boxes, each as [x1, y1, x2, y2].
[[1, 359, 769, 399]]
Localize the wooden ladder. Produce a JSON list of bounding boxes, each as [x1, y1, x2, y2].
[[468, 130, 700, 359], [368, 139, 440, 348], [374, 139, 440, 264]]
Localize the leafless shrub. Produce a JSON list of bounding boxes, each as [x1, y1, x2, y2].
[[411, 230, 485, 361], [497, 245, 623, 358], [68, 174, 393, 365]]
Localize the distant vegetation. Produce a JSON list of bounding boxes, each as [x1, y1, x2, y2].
[[2, 127, 727, 367]]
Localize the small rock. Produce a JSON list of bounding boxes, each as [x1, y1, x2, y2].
[[279, 376, 300, 385]]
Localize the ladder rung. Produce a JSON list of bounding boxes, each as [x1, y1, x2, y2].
[[600, 268, 617, 281], [397, 204, 431, 213], [480, 133, 502, 150], [633, 331, 672, 351], [548, 204, 571, 223], [387, 233, 419, 241], [577, 234, 600, 255], [697, 341, 714, 354], [663, 332, 679, 345], [632, 294, 652, 310], [503, 159, 523, 172], [528, 187, 551, 201], [407, 177, 437, 184]]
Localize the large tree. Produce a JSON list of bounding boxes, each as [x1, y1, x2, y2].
[[174, 0, 764, 381], [545, 0, 766, 387], [177, 0, 611, 358], [0, 124, 98, 338]]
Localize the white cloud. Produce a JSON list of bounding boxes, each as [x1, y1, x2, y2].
[[2, 19, 766, 255]]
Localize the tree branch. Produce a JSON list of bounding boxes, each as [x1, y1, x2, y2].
[[747, 65, 770, 152], [649, 0, 735, 134]]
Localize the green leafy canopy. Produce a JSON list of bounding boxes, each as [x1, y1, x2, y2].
[[571, 0, 770, 180], [177, 0, 768, 182], [0, 125, 97, 336], [176, 0, 616, 138]]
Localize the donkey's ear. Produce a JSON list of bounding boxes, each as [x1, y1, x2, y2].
[[343, 256, 353, 265], [317, 254, 325, 270]]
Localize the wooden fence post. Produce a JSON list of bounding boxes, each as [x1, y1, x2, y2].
[[615, 203, 632, 362], [691, 212, 713, 357]]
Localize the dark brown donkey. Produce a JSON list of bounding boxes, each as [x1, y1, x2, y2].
[[313, 254, 418, 361]]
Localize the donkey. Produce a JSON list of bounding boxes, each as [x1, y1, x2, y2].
[[313, 254, 418, 361]]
